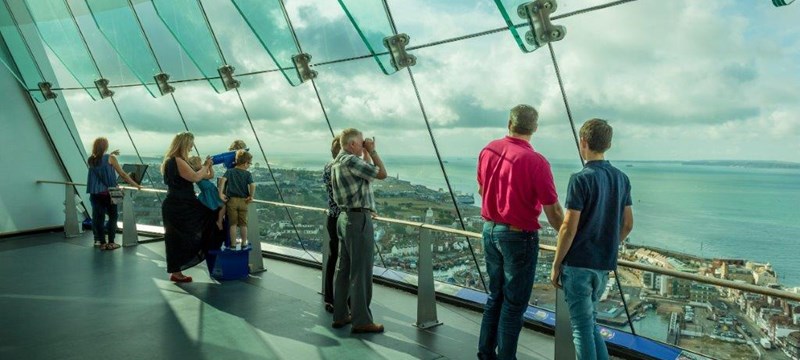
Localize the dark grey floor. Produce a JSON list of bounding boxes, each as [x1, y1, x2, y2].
[[0, 231, 554, 360]]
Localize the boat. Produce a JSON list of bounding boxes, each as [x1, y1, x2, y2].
[[456, 193, 475, 205]]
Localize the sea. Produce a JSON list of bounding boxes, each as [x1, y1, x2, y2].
[[264, 154, 800, 288]]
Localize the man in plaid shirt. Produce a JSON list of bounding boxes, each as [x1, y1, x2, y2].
[[330, 128, 388, 334]]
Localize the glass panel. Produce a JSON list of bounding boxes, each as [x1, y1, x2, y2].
[[0, 2, 46, 101], [230, 0, 302, 86], [492, 0, 534, 53], [84, 0, 161, 97], [22, 0, 100, 99], [337, 0, 397, 75], [150, 0, 226, 92]]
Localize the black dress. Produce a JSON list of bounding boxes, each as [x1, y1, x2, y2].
[[162, 157, 223, 273]]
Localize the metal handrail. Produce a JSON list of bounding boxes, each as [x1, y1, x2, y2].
[[37, 180, 86, 186], [41, 180, 800, 302]]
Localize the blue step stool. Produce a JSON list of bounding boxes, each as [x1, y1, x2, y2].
[[207, 245, 251, 281]]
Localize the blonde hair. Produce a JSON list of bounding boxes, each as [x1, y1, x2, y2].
[[339, 128, 362, 150], [88, 137, 109, 167], [161, 132, 194, 173], [235, 150, 252, 166], [229, 140, 247, 151], [330, 135, 341, 159], [187, 156, 203, 171]]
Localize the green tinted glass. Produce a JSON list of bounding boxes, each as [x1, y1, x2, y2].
[[230, 0, 302, 86], [151, 0, 225, 93], [0, 1, 46, 102], [85, 0, 161, 97], [22, 0, 101, 99], [493, 0, 535, 53], [337, 0, 396, 75]]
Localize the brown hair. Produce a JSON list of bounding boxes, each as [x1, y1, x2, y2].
[[330, 135, 341, 159], [579, 118, 613, 153], [508, 104, 538, 135], [229, 139, 247, 151], [88, 137, 109, 167], [234, 150, 252, 166], [161, 132, 194, 173]]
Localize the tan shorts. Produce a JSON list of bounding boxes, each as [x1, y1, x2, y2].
[[226, 197, 248, 227]]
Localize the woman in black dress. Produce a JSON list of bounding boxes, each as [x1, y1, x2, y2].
[[161, 132, 221, 282]]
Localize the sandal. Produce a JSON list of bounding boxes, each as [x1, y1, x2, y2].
[[102, 243, 121, 250]]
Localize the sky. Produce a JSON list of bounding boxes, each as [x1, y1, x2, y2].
[[19, 0, 800, 162]]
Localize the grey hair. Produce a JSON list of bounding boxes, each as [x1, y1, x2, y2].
[[508, 104, 538, 135]]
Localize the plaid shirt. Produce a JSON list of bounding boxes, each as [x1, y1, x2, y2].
[[331, 151, 379, 211]]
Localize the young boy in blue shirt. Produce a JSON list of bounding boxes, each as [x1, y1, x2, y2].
[[550, 119, 634, 360]]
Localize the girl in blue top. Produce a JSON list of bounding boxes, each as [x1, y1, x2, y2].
[[188, 156, 225, 230], [86, 137, 141, 250]]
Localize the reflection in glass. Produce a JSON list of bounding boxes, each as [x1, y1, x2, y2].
[[22, 0, 100, 99], [0, 1, 46, 102], [337, 0, 397, 75], [85, 0, 162, 97], [150, 0, 226, 92], [230, 0, 303, 86]]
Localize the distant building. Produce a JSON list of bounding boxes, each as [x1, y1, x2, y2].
[[787, 331, 800, 359], [660, 276, 691, 298], [642, 271, 659, 290], [754, 267, 778, 286], [690, 283, 718, 303], [425, 208, 434, 224], [725, 265, 755, 284]]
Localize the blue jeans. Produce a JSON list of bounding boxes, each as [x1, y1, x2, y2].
[[478, 222, 538, 360], [561, 265, 610, 360], [90, 193, 118, 244]]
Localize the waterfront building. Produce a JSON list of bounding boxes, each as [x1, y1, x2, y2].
[[689, 283, 718, 303], [642, 271, 658, 290], [755, 267, 779, 286], [785, 331, 800, 359], [660, 275, 691, 298]]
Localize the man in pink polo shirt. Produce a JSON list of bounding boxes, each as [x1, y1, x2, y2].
[[477, 104, 564, 360]]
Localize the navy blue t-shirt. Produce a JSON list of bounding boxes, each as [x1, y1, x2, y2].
[[563, 160, 632, 270]]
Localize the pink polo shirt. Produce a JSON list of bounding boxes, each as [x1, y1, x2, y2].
[[477, 136, 559, 231]]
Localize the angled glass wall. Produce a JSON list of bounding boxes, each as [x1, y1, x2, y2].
[[2, 1, 799, 359]]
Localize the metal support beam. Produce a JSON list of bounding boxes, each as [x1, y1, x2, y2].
[[64, 184, 82, 237], [518, 0, 566, 48], [414, 227, 442, 329], [248, 202, 266, 273], [121, 190, 138, 247], [555, 288, 576, 359]]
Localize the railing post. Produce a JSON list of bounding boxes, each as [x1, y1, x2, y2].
[[64, 184, 82, 237], [555, 288, 576, 359], [414, 227, 442, 329], [248, 202, 266, 273], [121, 189, 138, 247]]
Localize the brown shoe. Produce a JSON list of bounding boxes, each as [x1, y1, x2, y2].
[[351, 323, 384, 334], [331, 316, 352, 329]]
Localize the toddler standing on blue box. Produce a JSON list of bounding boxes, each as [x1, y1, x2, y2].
[[188, 156, 225, 230], [219, 150, 255, 248]]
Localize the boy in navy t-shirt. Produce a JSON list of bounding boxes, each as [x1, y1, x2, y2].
[[550, 119, 634, 360]]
